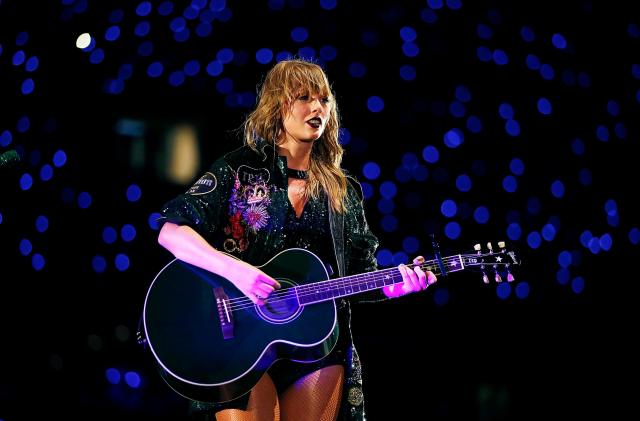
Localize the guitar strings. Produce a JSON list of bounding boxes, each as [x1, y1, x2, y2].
[[225, 252, 512, 311], [224, 255, 477, 311]]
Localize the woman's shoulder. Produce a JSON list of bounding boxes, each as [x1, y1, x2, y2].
[[343, 170, 365, 202], [209, 144, 272, 171]]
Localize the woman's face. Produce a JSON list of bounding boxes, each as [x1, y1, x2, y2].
[[281, 93, 332, 143]]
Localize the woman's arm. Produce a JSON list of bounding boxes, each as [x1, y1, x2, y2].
[[158, 222, 280, 304]]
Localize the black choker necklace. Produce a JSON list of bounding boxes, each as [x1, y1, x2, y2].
[[287, 168, 309, 180]]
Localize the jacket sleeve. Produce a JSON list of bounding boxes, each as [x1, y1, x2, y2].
[[345, 176, 389, 303], [157, 158, 234, 242]]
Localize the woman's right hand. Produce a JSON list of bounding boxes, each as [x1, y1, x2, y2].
[[227, 260, 281, 305]]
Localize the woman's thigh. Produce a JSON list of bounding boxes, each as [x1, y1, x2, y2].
[[279, 365, 344, 421], [215, 374, 280, 421]]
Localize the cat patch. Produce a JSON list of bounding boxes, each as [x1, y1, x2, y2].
[[186, 172, 217, 195]]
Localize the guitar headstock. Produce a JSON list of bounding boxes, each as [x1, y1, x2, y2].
[[462, 241, 521, 284]]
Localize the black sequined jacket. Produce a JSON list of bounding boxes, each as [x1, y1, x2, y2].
[[160, 142, 384, 420]]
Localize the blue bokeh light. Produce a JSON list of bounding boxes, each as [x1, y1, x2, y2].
[[148, 212, 162, 230], [467, 115, 482, 133], [106, 368, 121, 385], [125, 371, 142, 388], [496, 282, 511, 299], [542, 223, 556, 241], [402, 237, 419, 254], [32, 253, 45, 271], [509, 158, 524, 175], [551, 33, 567, 49], [527, 231, 542, 249], [0, 130, 12, 147], [474, 206, 489, 224], [121, 224, 137, 242], [443, 129, 463, 148], [20, 173, 33, 190], [89, 48, 104, 64], [571, 138, 585, 155], [377, 198, 395, 214], [558, 250, 572, 268], [392, 251, 409, 266], [505, 119, 520, 136], [596, 125, 609, 141], [441, 199, 457, 218], [540, 64, 554, 80], [256, 48, 273, 64], [492, 49, 508, 65], [571, 277, 585, 294], [291, 27, 308, 43], [599, 233, 613, 251], [78, 192, 92, 209], [422, 145, 439, 163], [105, 26, 121, 41], [40, 164, 53, 181], [126, 184, 142, 202], [367, 96, 384, 112], [578, 168, 592, 186], [550, 180, 565, 198], [115, 254, 130, 271], [92, 255, 107, 273], [349, 62, 367, 78], [381, 215, 398, 232], [537, 97, 552, 115], [456, 174, 472, 192], [433, 288, 450, 307], [35, 215, 49, 233], [557, 268, 570, 285], [379, 181, 397, 199], [499, 103, 514, 120], [103, 226, 117, 244], [399, 65, 416, 81], [376, 249, 393, 267], [21, 78, 35, 95], [444, 221, 461, 239], [502, 175, 517, 193], [515, 282, 530, 299], [400, 26, 417, 42], [320, 0, 337, 10], [19, 238, 33, 256], [476, 46, 492, 62], [362, 162, 381, 180], [526, 54, 540, 70]]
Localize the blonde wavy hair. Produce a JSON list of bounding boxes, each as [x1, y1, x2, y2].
[[244, 59, 348, 213]]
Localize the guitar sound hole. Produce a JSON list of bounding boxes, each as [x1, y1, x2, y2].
[[256, 279, 302, 324]]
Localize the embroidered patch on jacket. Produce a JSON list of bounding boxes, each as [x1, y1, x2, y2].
[[347, 386, 364, 406], [186, 172, 217, 195], [223, 172, 272, 252], [237, 165, 271, 185]]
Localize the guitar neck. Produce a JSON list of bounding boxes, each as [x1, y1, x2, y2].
[[295, 255, 466, 305]]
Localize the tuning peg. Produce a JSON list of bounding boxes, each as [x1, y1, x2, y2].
[[487, 242, 493, 253], [474, 243, 481, 252], [498, 241, 505, 249], [482, 271, 490, 284]]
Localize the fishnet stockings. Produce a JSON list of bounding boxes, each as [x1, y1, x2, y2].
[[215, 365, 344, 421]]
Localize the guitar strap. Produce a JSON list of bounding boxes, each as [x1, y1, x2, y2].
[[327, 197, 346, 278]]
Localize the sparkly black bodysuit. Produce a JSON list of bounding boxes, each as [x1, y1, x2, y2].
[[160, 143, 383, 420]]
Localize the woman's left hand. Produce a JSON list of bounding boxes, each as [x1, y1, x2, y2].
[[382, 255, 437, 298]]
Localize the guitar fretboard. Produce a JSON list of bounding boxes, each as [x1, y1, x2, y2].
[[295, 255, 465, 305]]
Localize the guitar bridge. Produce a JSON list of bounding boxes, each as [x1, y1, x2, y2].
[[213, 287, 234, 340]]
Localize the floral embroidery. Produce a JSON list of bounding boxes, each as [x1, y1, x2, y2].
[[224, 174, 271, 252], [243, 204, 269, 230]]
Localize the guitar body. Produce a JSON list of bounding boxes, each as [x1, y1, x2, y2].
[[143, 248, 338, 403]]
